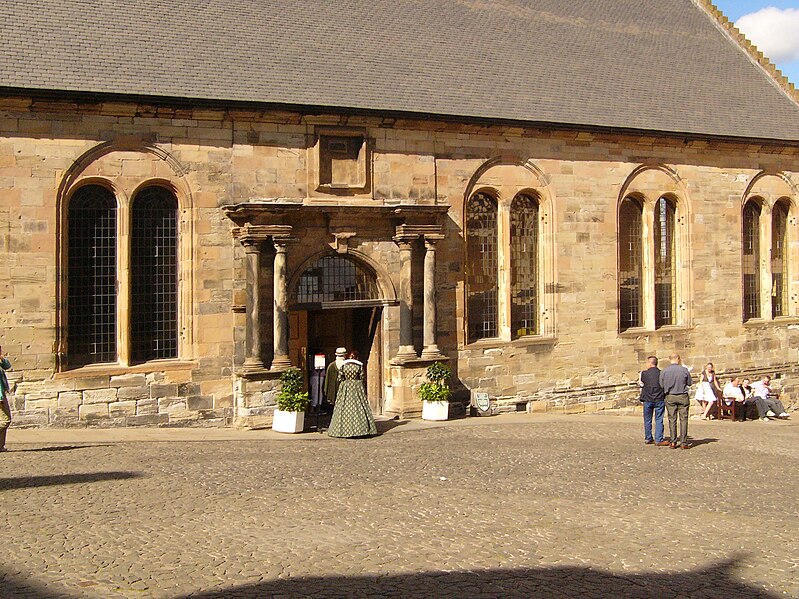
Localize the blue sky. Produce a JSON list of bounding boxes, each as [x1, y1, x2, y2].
[[713, 1, 799, 85]]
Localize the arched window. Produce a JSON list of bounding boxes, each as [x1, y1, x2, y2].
[[654, 196, 676, 327], [742, 200, 761, 321], [771, 200, 789, 318], [466, 192, 498, 343], [293, 254, 379, 305], [131, 187, 179, 362], [68, 185, 117, 366], [618, 196, 643, 331], [510, 193, 539, 337]]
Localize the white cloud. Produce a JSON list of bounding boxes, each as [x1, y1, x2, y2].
[[735, 7, 799, 62]]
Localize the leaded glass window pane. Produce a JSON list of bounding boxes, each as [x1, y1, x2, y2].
[[68, 185, 117, 366], [511, 194, 538, 337], [467, 192, 498, 343], [772, 200, 789, 318], [131, 187, 179, 362], [743, 200, 761, 321], [294, 255, 378, 304], [654, 197, 676, 327], [618, 197, 643, 331]]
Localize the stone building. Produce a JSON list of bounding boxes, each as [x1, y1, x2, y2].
[[1, 0, 798, 428]]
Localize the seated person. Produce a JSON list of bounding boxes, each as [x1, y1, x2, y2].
[[722, 377, 745, 419], [751, 376, 790, 420]]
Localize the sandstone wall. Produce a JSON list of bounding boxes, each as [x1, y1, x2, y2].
[[0, 97, 796, 427]]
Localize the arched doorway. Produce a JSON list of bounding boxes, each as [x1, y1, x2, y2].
[[288, 254, 385, 413]]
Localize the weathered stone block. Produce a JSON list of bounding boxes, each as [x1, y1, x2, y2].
[[158, 398, 187, 414], [125, 414, 169, 426], [26, 398, 57, 411], [79, 404, 109, 420], [136, 399, 159, 415], [83, 388, 118, 404], [11, 410, 49, 427], [58, 391, 83, 409], [186, 395, 213, 411], [117, 386, 148, 401], [110, 374, 147, 388], [73, 376, 111, 390], [50, 408, 82, 427], [108, 401, 137, 418], [150, 384, 179, 398], [178, 382, 201, 396]]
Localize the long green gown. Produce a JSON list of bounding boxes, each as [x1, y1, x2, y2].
[[327, 360, 377, 438]]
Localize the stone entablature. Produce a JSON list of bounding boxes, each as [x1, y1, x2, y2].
[[1, 95, 798, 428]]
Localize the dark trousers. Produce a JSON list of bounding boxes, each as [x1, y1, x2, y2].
[[665, 393, 689, 444], [642, 401, 665, 442]]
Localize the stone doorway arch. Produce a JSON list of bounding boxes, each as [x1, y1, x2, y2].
[[289, 253, 388, 414]]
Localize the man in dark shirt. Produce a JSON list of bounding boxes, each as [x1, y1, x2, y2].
[[639, 356, 669, 446], [659, 353, 693, 449]]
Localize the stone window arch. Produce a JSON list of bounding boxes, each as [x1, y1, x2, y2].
[[510, 192, 539, 337], [654, 195, 677, 328], [742, 198, 763, 321], [617, 166, 689, 333], [618, 195, 644, 331], [67, 184, 118, 367], [771, 199, 790, 318], [466, 191, 499, 343], [130, 186, 179, 362]]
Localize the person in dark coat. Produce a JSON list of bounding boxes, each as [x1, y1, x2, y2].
[[639, 356, 669, 446]]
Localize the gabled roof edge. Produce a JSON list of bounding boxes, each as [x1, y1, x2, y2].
[[695, 0, 799, 106]]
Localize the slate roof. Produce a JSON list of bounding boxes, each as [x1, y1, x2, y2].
[[2, 0, 799, 141]]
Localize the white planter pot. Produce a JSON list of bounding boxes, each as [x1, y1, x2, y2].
[[422, 400, 449, 421], [272, 409, 305, 433]]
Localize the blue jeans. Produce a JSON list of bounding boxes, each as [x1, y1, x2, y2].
[[643, 401, 665, 442]]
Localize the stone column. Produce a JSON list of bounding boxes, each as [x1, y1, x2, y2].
[[421, 235, 445, 359], [241, 237, 265, 371], [271, 238, 292, 370], [394, 239, 418, 361]]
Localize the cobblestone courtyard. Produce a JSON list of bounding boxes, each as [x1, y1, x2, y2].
[[1, 414, 797, 598]]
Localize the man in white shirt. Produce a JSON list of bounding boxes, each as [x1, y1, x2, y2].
[[751, 376, 790, 420]]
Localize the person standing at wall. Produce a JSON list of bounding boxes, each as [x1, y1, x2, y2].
[[660, 353, 693, 449], [0, 347, 13, 452], [639, 356, 669, 446]]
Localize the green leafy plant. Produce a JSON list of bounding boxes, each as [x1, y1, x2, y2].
[[418, 362, 452, 403], [277, 367, 310, 412]]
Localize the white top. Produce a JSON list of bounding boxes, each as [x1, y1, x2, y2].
[[722, 381, 744, 403], [751, 380, 770, 399]]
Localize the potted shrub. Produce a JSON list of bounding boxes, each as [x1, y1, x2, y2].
[[419, 361, 452, 421], [272, 367, 310, 433]]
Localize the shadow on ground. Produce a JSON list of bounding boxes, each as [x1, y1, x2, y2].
[[0, 471, 142, 491], [178, 557, 777, 598], [9, 444, 113, 453], [0, 556, 781, 598]]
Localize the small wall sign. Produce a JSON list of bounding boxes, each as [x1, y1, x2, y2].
[[314, 354, 326, 370], [473, 392, 492, 415]]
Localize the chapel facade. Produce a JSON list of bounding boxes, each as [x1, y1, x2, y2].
[[1, 0, 798, 427]]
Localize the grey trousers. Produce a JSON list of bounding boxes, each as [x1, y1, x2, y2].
[[665, 393, 690, 445]]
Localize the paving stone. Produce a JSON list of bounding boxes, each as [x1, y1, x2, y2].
[[0, 415, 796, 598]]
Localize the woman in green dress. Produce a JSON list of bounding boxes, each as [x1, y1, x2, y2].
[[327, 351, 377, 438]]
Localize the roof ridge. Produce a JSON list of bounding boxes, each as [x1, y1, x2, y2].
[[695, 0, 799, 105]]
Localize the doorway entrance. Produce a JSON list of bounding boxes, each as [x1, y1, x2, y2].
[[288, 307, 383, 413], [288, 253, 386, 414]]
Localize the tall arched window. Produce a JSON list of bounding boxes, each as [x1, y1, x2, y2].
[[618, 196, 643, 331], [654, 196, 676, 327], [68, 185, 117, 366], [771, 200, 789, 318], [131, 187, 179, 362], [742, 200, 761, 321], [466, 192, 498, 343], [510, 193, 539, 337]]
